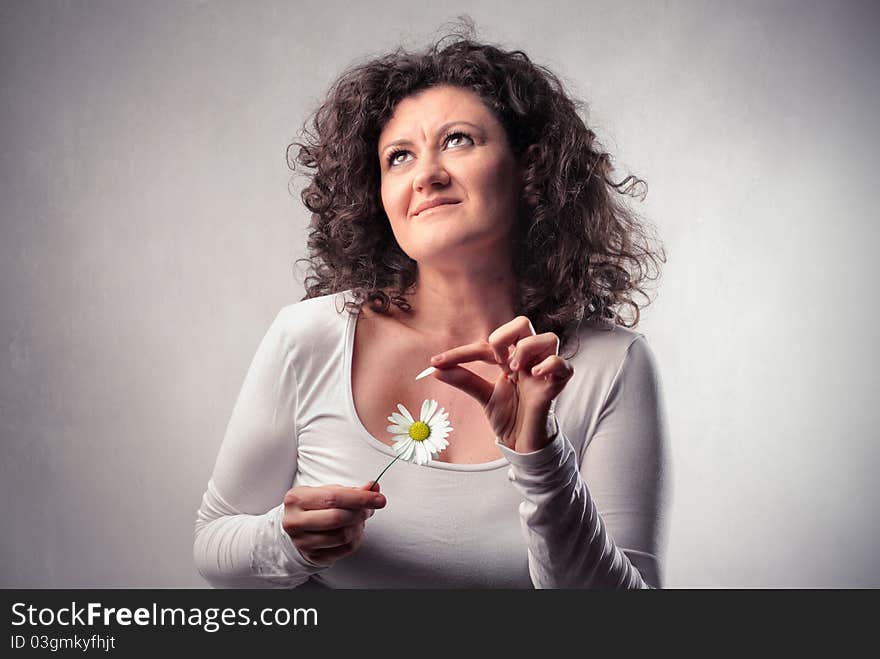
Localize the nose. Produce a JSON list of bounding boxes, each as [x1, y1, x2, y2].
[[412, 155, 450, 192]]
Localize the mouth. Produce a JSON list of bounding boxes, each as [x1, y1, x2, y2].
[[413, 200, 461, 217]]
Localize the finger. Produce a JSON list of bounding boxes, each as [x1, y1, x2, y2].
[[530, 355, 575, 384], [430, 341, 497, 369], [488, 316, 537, 370], [303, 536, 364, 566], [508, 333, 560, 372], [288, 507, 372, 533], [295, 521, 365, 550], [289, 486, 386, 512], [432, 364, 495, 407]]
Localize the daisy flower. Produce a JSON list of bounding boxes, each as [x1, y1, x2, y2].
[[388, 399, 452, 466], [369, 399, 453, 490]]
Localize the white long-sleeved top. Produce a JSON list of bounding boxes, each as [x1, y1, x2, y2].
[[194, 291, 672, 588]]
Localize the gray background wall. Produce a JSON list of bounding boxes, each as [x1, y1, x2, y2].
[[1, 0, 878, 587]]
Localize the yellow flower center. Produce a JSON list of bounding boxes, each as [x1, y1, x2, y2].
[[408, 421, 431, 441]]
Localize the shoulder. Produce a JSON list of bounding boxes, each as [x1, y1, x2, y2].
[[249, 291, 356, 372], [555, 321, 665, 458], [557, 321, 660, 415], [565, 320, 649, 375], [269, 290, 357, 347]]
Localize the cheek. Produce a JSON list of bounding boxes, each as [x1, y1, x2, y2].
[[380, 180, 412, 246], [475, 159, 520, 214], [380, 178, 409, 220]]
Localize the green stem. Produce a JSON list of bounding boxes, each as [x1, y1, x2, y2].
[[369, 453, 402, 492]]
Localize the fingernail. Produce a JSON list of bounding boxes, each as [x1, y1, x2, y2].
[[415, 366, 436, 381], [510, 360, 519, 370], [430, 354, 443, 363], [373, 495, 386, 507]]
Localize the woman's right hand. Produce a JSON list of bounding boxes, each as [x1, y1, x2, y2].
[[282, 482, 386, 567]]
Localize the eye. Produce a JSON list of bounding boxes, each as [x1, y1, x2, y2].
[[444, 131, 474, 149], [387, 149, 412, 167]]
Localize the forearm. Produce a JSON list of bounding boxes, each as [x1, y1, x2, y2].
[[193, 480, 324, 589], [499, 433, 650, 589]]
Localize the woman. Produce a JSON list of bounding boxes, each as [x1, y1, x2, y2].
[[194, 31, 670, 588]]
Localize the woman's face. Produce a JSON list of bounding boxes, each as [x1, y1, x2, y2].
[[377, 85, 522, 265]]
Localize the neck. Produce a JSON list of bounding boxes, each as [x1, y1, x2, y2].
[[403, 252, 518, 344]]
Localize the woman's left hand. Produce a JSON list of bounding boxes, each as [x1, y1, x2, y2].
[[427, 316, 575, 453]]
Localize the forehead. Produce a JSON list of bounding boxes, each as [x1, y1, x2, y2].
[[379, 85, 499, 140]]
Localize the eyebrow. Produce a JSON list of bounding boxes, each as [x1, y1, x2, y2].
[[379, 121, 485, 154]]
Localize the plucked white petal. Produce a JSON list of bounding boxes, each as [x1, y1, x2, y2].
[[386, 424, 410, 435], [414, 366, 436, 381], [397, 404, 414, 423]]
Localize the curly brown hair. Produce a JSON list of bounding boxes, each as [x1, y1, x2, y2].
[[289, 26, 664, 353]]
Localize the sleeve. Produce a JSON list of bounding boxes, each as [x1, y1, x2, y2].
[[193, 310, 327, 588], [497, 336, 672, 589]]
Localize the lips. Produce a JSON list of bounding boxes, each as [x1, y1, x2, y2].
[[412, 198, 460, 217]]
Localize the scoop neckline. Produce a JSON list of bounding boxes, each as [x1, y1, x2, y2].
[[341, 293, 509, 473]]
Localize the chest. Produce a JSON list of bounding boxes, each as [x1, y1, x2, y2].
[[314, 464, 532, 587], [351, 313, 504, 465]]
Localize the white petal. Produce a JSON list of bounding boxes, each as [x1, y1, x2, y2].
[[430, 423, 450, 438], [422, 399, 439, 423], [397, 404, 414, 423], [414, 366, 436, 381], [398, 440, 416, 462], [430, 417, 450, 430], [386, 424, 410, 434], [415, 442, 430, 465], [424, 437, 444, 454], [419, 399, 432, 422], [388, 412, 411, 427]]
